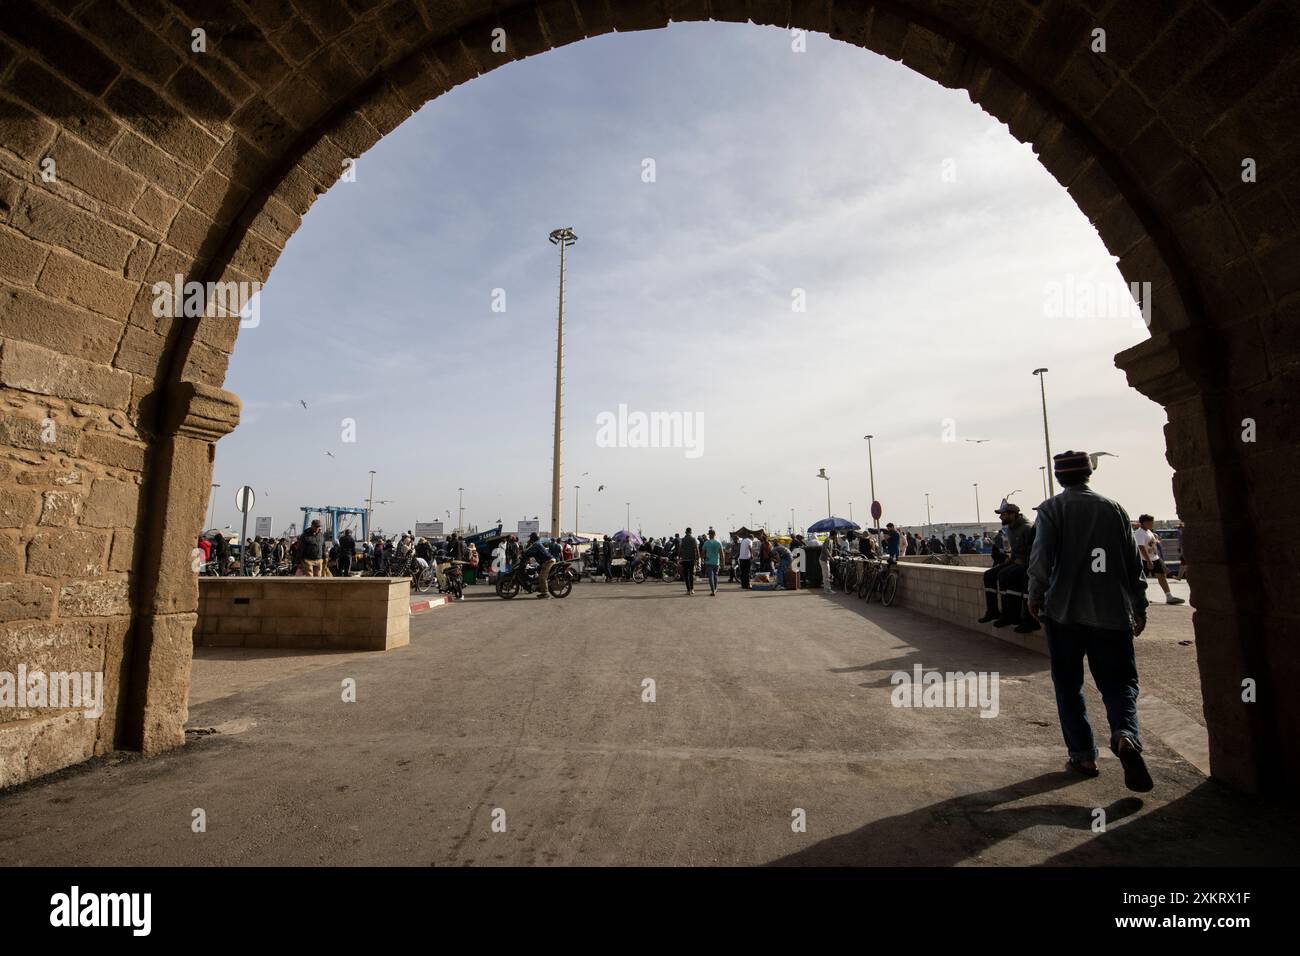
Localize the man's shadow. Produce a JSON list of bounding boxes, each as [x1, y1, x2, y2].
[[767, 771, 1143, 866]]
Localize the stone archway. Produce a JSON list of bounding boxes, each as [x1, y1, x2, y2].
[[0, 1, 1295, 793]]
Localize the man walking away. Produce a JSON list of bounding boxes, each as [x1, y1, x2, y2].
[[1028, 450, 1152, 792], [701, 529, 723, 596], [299, 520, 325, 577], [1135, 514, 1185, 605], [338, 528, 355, 576], [679, 527, 699, 595], [737, 532, 753, 589]]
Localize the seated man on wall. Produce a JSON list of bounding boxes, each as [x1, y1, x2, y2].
[[978, 499, 1039, 633]]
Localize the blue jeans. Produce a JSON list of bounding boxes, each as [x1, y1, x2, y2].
[[1044, 618, 1142, 761], [703, 564, 719, 592], [777, 558, 789, 589]]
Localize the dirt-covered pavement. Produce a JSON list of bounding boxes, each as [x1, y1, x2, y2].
[[2, 578, 1295, 866]]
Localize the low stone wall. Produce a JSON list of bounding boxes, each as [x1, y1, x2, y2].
[[891, 562, 1046, 655], [196, 578, 410, 651], [899, 554, 989, 568]]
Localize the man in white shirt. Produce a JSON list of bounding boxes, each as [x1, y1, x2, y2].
[[737, 533, 753, 589], [1135, 514, 1185, 605]]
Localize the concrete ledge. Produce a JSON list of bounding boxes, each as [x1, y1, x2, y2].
[[196, 578, 410, 651], [893, 562, 1046, 654]]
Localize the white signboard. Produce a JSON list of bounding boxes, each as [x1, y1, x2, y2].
[[254, 516, 273, 537], [517, 519, 540, 536], [415, 521, 444, 537]]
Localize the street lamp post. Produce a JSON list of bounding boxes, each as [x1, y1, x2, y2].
[[626, 501, 631, 532], [366, 470, 376, 538], [457, 487, 464, 534], [863, 434, 877, 518], [925, 493, 933, 532], [574, 485, 580, 537], [548, 227, 578, 539], [1033, 367, 1055, 496], [1039, 465, 1048, 499], [208, 482, 220, 531], [817, 468, 831, 523], [973, 483, 980, 527]]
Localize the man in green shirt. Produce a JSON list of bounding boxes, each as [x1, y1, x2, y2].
[[701, 528, 724, 596]]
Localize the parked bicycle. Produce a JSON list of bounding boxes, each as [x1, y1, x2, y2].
[[384, 550, 434, 593], [858, 556, 900, 606]]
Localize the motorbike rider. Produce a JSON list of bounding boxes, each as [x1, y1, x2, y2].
[[523, 532, 556, 599]]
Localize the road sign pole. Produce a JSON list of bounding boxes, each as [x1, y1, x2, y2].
[[239, 509, 250, 575]]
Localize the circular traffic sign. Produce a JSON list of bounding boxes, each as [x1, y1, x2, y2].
[[870, 500, 882, 521], [234, 485, 256, 514]]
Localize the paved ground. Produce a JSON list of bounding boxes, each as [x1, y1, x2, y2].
[[2, 576, 1296, 866]]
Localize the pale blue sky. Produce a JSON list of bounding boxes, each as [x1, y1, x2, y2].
[[211, 22, 1173, 538]]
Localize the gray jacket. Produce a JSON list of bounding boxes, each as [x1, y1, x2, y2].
[[1028, 485, 1148, 630]]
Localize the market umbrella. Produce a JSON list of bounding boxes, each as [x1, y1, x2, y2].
[[611, 530, 643, 547], [560, 534, 590, 544], [807, 516, 860, 534], [731, 527, 760, 538]]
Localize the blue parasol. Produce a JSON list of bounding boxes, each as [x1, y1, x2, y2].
[[807, 517, 860, 533]]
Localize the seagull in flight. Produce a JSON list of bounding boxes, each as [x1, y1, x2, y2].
[[1088, 451, 1118, 470], [597, 484, 605, 492], [299, 399, 308, 409], [325, 451, 335, 458], [965, 438, 990, 443]]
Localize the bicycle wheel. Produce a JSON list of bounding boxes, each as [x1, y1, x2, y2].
[[496, 576, 520, 599], [865, 567, 883, 602], [857, 566, 874, 599], [413, 567, 432, 593], [881, 571, 900, 606], [632, 566, 646, 584]]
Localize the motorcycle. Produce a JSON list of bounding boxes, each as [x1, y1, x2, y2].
[[495, 559, 573, 599]]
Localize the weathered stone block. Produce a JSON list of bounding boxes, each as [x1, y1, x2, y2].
[[59, 578, 130, 617], [0, 487, 41, 527], [26, 528, 108, 577], [0, 339, 132, 408], [81, 477, 141, 528], [38, 490, 80, 527], [0, 580, 55, 621]]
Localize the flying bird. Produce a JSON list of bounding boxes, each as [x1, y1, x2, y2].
[[299, 399, 308, 409], [598, 484, 605, 492], [325, 451, 335, 458], [1088, 451, 1118, 470], [965, 438, 990, 443]]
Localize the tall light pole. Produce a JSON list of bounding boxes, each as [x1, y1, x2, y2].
[[574, 485, 580, 536], [925, 492, 933, 531], [863, 434, 877, 515], [457, 487, 464, 533], [849, 502, 853, 522], [366, 470, 376, 538], [1039, 465, 1048, 499], [548, 227, 577, 539], [973, 483, 980, 527], [1033, 367, 1055, 496], [817, 468, 831, 523], [626, 501, 631, 533], [208, 482, 220, 531]]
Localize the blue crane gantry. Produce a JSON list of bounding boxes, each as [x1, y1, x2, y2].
[[299, 505, 369, 543]]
